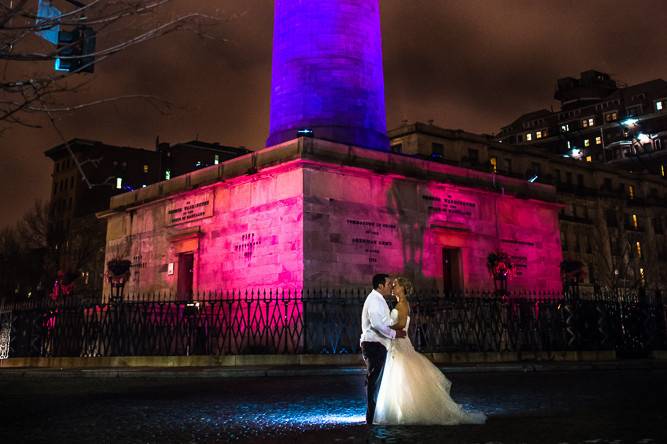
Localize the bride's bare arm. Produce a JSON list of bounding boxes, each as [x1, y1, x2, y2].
[[391, 301, 409, 330]]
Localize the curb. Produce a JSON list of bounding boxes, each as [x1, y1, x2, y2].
[[1, 360, 666, 379], [0, 350, 622, 369]]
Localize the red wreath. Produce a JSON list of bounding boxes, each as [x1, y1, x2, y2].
[[487, 251, 514, 279]]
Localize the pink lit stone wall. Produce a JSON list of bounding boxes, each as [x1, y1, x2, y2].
[[302, 163, 563, 292], [103, 143, 562, 297], [194, 164, 304, 291], [103, 162, 305, 297]]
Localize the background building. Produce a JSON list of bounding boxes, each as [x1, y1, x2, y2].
[[44, 138, 250, 294], [390, 122, 667, 294], [497, 70, 667, 179]]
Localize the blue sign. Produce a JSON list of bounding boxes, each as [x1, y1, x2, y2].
[[36, 0, 61, 45]]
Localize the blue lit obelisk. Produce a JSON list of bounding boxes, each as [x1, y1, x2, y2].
[[266, 0, 389, 151]]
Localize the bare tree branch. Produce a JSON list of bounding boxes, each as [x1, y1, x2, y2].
[[0, 0, 29, 29], [26, 93, 176, 113], [0, 13, 215, 62], [0, 0, 223, 131]]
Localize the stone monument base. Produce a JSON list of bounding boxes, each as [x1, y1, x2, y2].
[[100, 138, 563, 296]]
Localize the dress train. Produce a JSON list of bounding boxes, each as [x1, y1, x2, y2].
[[374, 316, 486, 425]]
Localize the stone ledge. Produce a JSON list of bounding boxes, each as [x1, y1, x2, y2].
[[103, 137, 558, 216], [0, 351, 616, 369]]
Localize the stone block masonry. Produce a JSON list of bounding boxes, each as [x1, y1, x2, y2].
[[100, 138, 563, 296]]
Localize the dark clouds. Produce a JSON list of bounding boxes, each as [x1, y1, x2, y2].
[[1, 0, 666, 227]]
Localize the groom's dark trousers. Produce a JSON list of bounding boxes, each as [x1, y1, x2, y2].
[[361, 341, 387, 425]]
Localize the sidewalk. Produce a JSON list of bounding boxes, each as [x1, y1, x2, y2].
[[1, 358, 666, 379]]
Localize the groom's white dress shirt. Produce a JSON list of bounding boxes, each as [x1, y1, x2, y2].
[[360, 289, 396, 350]]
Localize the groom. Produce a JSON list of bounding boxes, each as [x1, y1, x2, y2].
[[360, 274, 406, 425]]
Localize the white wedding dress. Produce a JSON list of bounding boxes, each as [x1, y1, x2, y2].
[[374, 310, 487, 425]]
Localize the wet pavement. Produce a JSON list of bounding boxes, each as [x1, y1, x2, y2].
[[0, 368, 665, 443]]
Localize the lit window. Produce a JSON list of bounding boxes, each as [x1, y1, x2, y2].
[[595, 136, 602, 145], [657, 101, 664, 112], [165, 169, 171, 180], [567, 141, 572, 149], [116, 177, 123, 189], [586, 156, 592, 162], [526, 133, 532, 141], [490, 157, 497, 173], [584, 139, 590, 147], [628, 185, 635, 199], [632, 214, 638, 229], [536, 131, 543, 139], [605, 111, 618, 122], [214, 154, 220, 165], [661, 164, 665, 177], [143, 164, 149, 173], [582, 117, 595, 128], [561, 124, 570, 132], [635, 241, 642, 258], [640, 267, 645, 282]]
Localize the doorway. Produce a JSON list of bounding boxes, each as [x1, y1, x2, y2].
[[442, 248, 463, 294], [177, 252, 194, 300]]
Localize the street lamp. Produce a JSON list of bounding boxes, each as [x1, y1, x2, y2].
[[621, 118, 639, 128]]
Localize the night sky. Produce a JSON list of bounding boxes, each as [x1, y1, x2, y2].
[[1, 0, 666, 228]]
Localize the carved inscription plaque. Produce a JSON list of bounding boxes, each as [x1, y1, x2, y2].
[[511, 255, 528, 276], [346, 219, 397, 263], [234, 233, 261, 259], [166, 192, 214, 226], [501, 239, 532, 277], [422, 194, 477, 218]]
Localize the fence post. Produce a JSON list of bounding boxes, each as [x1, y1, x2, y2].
[[301, 289, 307, 354]]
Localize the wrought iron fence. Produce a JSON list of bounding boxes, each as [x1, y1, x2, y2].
[[0, 289, 665, 358]]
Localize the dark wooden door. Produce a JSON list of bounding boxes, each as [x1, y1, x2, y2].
[[443, 248, 463, 294], [177, 253, 194, 299]]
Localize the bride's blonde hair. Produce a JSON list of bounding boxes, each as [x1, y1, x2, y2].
[[394, 276, 415, 299]]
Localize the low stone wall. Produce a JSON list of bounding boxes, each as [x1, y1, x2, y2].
[[0, 350, 618, 369]]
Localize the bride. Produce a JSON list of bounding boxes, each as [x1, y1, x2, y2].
[[373, 277, 487, 425]]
